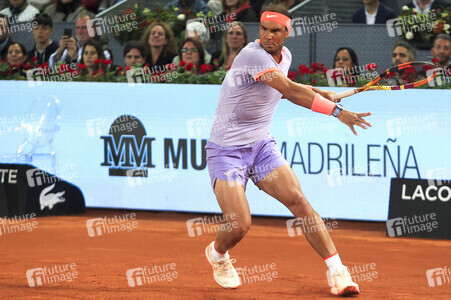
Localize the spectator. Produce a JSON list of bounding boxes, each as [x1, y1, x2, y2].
[[6, 41, 27, 65], [28, 13, 58, 65], [392, 41, 415, 66], [178, 37, 205, 69], [0, 13, 13, 61], [168, 0, 210, 14], [0, 0, 39, 22], [353, 0, 396, 25], [140, 21, 177, 70], [43, 0, 93, 22], [431, 33, 451, 68], [405, 0, 451, 13], [78, 38, 108, 75], [211, 21, 248, 67], [221, 0, 258, 22], [123, 40, 146, 68], [48, 14, 110, 68], [333, 47, 359, 86], [173, 21, 212, 64]]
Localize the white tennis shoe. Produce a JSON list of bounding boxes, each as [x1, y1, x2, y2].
[[205, 242, 241, 289], [328, 266, 360, 296]]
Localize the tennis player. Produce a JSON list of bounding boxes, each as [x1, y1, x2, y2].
[[205, 4, 371, 296]]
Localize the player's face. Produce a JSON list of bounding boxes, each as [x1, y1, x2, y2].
[[334, 50, 353, 70], [392, 46, 411, 66], [431, 38, 451, 66], [259, 21, 288, 55], [124, 48, 145, 67]]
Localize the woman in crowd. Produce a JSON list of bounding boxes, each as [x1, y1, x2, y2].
[[6, 42, 28, 65], [178, 37, 205, 70], [140, 21, 177, 71], [78, 38, 108, 76], [43, 0, 93, 22], [212, 21, 248, 68], [332, 47, 359, 86], [221, 0, 258, 22]]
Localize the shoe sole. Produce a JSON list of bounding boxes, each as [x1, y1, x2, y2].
[[205, 243, 240, 289], [331, 285, 360, 296]]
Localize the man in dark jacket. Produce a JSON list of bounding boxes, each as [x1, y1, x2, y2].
[[28, 13, 59, 65], [353, 0, 396, 24], [405, 0, 451, 13], [0, 13, 13, 61]]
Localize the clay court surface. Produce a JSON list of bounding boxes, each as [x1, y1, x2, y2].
[[1, 209, 450, 299]]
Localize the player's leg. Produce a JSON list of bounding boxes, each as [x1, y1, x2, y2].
[[255, 165, 359, 296]]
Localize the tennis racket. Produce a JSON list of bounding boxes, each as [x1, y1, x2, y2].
[[331, 62, 437, 101]]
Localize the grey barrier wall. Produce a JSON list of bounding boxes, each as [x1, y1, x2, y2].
[[10, 22, 432, 72]]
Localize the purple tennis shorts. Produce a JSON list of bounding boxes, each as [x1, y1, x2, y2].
[[205, 136, 288, 190]]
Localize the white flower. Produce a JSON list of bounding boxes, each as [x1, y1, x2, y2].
[[402, 5, 409, 11], [405, 31, 414, 40], [177, 14, 185, 21], [445, 24, 450, 30]]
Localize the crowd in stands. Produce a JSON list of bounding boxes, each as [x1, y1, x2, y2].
[[0, 0, 450, 84]]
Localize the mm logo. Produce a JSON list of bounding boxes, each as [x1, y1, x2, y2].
[[101, 115, 155, 176]]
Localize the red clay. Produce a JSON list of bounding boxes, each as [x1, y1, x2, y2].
[[1, 209, 450, 299]]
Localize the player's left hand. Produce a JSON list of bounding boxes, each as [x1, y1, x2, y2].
[[313, 89, 340, 102]]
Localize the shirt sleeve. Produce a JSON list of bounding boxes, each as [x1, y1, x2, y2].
[[233, 45, 279, 82]]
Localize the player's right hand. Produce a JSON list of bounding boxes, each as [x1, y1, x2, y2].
[[337, 110, 372, 136]]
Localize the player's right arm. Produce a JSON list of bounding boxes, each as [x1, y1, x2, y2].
[[259, 70, 372, 135]]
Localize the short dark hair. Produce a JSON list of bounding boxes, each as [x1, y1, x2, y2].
[[123, 41, 146, 58], [393, 41, 416, 60], [433, 33, 451, 47], [179, 37, 205, 66], [33, 13, 53, 28], [260, 3, 292, 19]]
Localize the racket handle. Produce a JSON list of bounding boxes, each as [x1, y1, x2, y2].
[[331, 89, 357, 101]]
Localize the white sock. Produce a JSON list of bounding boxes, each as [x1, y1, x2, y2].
[[210, 242, 228, 262], [324, 253, 345, 274]]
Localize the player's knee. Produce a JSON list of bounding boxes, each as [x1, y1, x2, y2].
[[286, 188, 309, 211], [231, 219, 251, 240]]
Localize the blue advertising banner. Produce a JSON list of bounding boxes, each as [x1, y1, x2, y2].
[[0, 81, 450, 221]]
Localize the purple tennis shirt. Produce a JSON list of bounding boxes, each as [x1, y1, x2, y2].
[[209, 41, 292, 147]]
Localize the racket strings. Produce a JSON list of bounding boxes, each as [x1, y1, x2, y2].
[[378, 64, 434, 87]]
